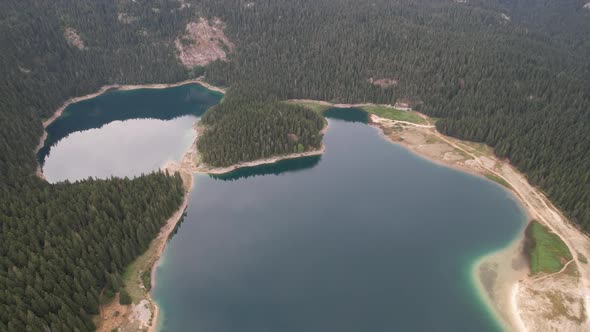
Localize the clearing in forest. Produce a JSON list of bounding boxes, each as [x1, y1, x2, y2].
[[175, 17, 234, 68]]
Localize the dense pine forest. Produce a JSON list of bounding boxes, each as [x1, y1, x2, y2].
[[1, 0, 589, 330], [0, 174, 184, 331], [198, 97, 325, 166]]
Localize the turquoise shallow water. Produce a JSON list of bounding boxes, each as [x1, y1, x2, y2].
[[39, 86, 526, 331]]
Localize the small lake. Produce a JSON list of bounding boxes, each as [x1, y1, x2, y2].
[[41, 85, 526, 331], [38, 84, 221, 182]]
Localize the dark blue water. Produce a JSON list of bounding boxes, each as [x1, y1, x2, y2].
[[38, 84, 221, 182], [39, 85, 524, 331], [153, 108, 526, 332]]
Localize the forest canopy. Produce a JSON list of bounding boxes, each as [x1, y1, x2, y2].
[[0, 0, 589, 330]]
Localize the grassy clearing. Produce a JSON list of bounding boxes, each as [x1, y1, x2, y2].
[[286, 100, 331, 113], [120, 209, 186, 303], [525, 221, 573, 274], [361, 105, 427, 124], [485, 172, 512, 189], [121, 240, 159, 303]]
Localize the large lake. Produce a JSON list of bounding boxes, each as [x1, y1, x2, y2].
[[40, 85, 526, 331]]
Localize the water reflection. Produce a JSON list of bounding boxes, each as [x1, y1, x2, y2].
[[38, 84, 221, 166], [323, 107, 369, 123], [210, 155, 322, 181], [43, 116, 196, 183]]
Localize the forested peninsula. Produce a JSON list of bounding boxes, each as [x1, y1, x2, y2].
[[1, 0, 589, 330], [197, 98, 325, 167]]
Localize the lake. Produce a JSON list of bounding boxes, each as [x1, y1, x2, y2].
[[38, 83, 221, 182], [40, 85, 526, 331]]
